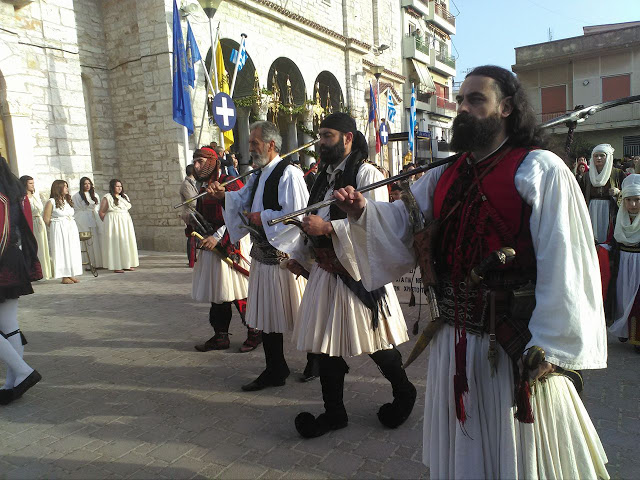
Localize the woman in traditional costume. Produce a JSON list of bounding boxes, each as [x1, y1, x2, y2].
[[43, 180, 83, 284], [20, 176, 52, 280], [0, 157, 42, 405], [606, 174, 640, 352], [72, 177, 103, 269], [99, 179, 139, 273]]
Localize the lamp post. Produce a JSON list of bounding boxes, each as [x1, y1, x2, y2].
[[197, 0, 224, 148], [371, 65, 384, 165]]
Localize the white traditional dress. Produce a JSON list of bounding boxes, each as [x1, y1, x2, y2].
[[71, 192, 103, 268], [349, 149, 609, 479], [47, 198, 83, 279], [291, 159, 408, 357], [101, 193, 139, 271], [223, 156, 308, 333], [607, 175, 640, 344], [27, 194, 52, 280]]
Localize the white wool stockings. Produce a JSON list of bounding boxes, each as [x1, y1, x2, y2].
[[0, 299, 32, 389]]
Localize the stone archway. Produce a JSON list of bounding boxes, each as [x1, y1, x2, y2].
[[313, 71, 344, 125], [266, 57, 306, 161]]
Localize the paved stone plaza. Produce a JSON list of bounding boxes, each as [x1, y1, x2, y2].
[[0, 253, 637, 479]]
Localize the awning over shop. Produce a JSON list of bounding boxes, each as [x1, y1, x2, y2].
[[411, 59, 435, 93]]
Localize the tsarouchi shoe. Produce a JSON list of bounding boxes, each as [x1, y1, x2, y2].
[[195, 333, 230, 352]]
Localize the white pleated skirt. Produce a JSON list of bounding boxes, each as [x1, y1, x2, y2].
[[423, 324, 608, 480], [75, 211, 103, 268], [49, 218, 83, 278], [294, 264, 409, 357], [191, 248, 249, 304], [608, 250, 640, 340], [101, 211, 139, 271], [588, 199, 611, 244], [245, 261, 306, 334]]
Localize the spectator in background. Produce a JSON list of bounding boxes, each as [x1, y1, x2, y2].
[[304, 162, 317, 191], [575, 158, 589, 184], [20, 176, 52, 280], [389, 183, 402, 202], [180, 164, 198, 267], [227, 153, 239, 177], [72, 177, 103, 269], [43, 180, 83, 284], [99, 179, 139, 273], [0, 157, 42, 405]]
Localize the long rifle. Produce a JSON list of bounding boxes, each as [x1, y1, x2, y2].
[[268, 94, 640, 226], [173, 137, 320, 209]]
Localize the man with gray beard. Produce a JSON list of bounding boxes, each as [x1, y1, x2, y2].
[[208, 121, 309, 391]]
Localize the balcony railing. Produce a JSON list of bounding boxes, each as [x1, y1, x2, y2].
[[436, 51, 456, 69], [416, 89, 433, 103], [437, 96, 457, 111], [406, 33, 430, 55], [434, 2, 456, 27]]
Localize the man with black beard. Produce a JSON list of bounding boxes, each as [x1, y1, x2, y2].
[[286, 112, 415, 438], [208, 121, 309, 391], [333, 66, 608, 478]]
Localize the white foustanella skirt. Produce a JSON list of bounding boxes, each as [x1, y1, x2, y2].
[[191, 245, 250, 304], [294, 264, 409, 357], [423, 324, 608, 480], [244, 261, 306, 334]]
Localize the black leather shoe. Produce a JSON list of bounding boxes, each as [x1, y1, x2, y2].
[[12, 370, 42, 401], [295, 412, 348, 438], [195, 334, 230, 352], [377, 382, 417, 429], [298, 373, 319, 383], [241, 372, 286, 392], [0, 389, 13, 405]]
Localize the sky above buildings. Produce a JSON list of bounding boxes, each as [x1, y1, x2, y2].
[[451, 0, 639, 80]]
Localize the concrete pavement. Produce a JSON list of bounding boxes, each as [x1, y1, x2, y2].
[[0, 252, 637, 479]]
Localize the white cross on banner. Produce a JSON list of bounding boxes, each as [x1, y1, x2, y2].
[[380, 124, 389, 145], [212, 92, 237, 131]]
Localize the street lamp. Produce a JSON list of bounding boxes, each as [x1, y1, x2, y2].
[[197, 0, 223, 18], [197, 0, 224, 147]]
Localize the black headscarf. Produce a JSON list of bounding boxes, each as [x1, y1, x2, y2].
[[0, 156, 25, 204]]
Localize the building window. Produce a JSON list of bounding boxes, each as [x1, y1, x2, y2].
[[602, 74, 630, 102], [408, 22, 416, 35], [540, 85, 566, 121]]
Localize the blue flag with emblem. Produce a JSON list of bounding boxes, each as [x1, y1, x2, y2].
[[408, 84, 416, 154], [230, 46, 247, 72], [387, 92, 396, 124], [185, 19, 201, 88], [368, 82, 377, 123], [172, 0, 194, 134]]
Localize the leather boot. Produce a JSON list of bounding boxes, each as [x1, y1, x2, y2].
[[239, 328, 262, 353], [370, 347, 417, 429], [299, 353, 320, 382], [194, 333, 230, 352], [295, 355, 349, 438], [241, 332, 289, 391]]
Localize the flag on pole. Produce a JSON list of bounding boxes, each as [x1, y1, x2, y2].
[[369, 82, 381, 154], [387, 92, 396, 124], [185, 20, 201, 88], [408, 83, 416, 155], [172, 0, 194, 134], [229, 46, 247, 72], [215, 41, 234, 149]]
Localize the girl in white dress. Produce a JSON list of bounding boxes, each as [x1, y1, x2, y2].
[[71, 177, 103, 269], [607, 174, 640, 353], [19, 176, 52, 280], [43, 180, 83, 284], [99, 179, 139, 273]]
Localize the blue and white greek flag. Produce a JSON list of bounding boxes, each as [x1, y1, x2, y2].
[[387, 93, 396, 124], [230, 47, 247, 72], [408, 84, 416, 154]]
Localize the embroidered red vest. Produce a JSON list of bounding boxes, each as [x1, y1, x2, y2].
[[433, 147, 537, 285]]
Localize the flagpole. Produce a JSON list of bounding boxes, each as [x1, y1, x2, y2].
[[229, 33, 246, 98], [197, 22, 220, 146], [183, 126, 190, 168]]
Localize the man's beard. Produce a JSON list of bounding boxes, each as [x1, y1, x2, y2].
[[319, 135, 346, 165], [449, 111, 503, 153], [251, 151, 269, 168]]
